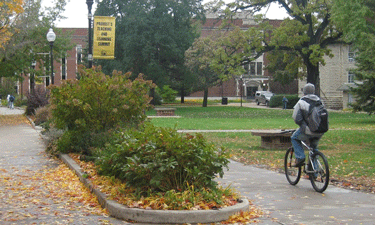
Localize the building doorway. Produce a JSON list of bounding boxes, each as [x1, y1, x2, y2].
[[247, 86, 258, 99]]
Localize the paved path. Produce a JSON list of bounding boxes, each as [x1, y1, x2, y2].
[[1, 106, 375, 224], [0, 106, 24, 115], [219, 161, 375, 225], [0, 107, 128, 224]]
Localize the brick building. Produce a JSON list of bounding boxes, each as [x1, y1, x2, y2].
[[187, 12, 298, 100], [18, 28, 87, 96], [16, 16, 354, 109]]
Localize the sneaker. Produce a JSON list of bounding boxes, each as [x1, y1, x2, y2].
[[292, 158, 305, 167]]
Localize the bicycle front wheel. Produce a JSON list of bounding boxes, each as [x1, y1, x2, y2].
[[285, 147, 301, 185], [310, 151, 329, 193]]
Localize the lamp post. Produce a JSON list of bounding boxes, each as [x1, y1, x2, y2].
[[31, 60, 36, 93], [46, 28, 56, 85], [86, 0, 94, 68]]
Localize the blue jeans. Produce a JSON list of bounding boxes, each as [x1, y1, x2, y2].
[[291, 128, 321, 160]]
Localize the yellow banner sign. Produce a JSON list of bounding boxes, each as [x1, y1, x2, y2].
[[93, 16, 115, 59]]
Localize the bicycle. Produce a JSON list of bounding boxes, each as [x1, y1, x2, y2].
[[283, 129, 330, 193]]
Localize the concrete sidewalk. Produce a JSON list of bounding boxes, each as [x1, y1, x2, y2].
[[0, 105, 25, 115], [220, 160, 375, 225], [1, 106, 374, 224], [0, 107, 127, 224]]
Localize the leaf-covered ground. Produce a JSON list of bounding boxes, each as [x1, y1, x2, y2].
[[69, 154, 265, 224], [0, 114, 29, 126], [0, 162, 124, 224]]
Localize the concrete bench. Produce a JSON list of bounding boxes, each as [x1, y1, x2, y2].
[[155, 107, 176, 116], [251, 129, 292, 149]]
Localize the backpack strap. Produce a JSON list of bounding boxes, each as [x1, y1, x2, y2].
[[301, 97, 322, 115]]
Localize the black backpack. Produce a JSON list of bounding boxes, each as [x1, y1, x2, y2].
[[9, 95, 15, 102], [302, 97, 329, 133]]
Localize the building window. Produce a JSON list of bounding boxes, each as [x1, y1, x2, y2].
[[349, 45, 356, 62], [348, 72, 355, 83], [244, 61, 263, 76], [257, 62, 263, 75], [250, 62, 256, 75], [61, 57, 67, 80], [77, 45, 82, 63]]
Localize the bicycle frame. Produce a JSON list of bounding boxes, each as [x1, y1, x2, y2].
[[301, 140, 320, 174], [284, 129, 330, 192]]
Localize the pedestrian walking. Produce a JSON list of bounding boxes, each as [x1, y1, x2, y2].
[[282, 96, 288, 109], [9, 95, 15, 109]]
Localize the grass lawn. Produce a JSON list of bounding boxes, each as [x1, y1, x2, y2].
[[147, 105, 375, 193]]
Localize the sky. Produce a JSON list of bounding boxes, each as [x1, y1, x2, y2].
[[46, 0, 289, 28]]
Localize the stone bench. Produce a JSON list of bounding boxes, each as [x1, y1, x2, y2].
[[251, 129, 293, 149], [155, 107, 176, 116]]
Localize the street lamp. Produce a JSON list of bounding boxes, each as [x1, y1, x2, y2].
[[86, 0, 94, 68], [30, 60, 36, 93], [46, 28, 56, 85]]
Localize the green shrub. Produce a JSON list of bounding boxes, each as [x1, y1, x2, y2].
[[49, 66, 155, 153], [50, 66, 154, 132], [95, 123, 229, 194], [150, 88, 162, 105], [269, 94, 299, 109], [55, 129, 116, 155], [160, 85, 177, 103]]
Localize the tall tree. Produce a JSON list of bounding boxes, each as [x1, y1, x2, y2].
[[217, 0, 345, 94], [94, 0, 205, 90], [0, 0, 70, 80], [0, 0, 24, 48], [185, 36, 220, 107], [332, 0, 375, 114]]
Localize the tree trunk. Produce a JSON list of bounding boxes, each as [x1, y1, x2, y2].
[[305, 58, 321, 96], [150, 88, 155, 105], [180, 88, 185, 104], [203, 87, 208, 107]]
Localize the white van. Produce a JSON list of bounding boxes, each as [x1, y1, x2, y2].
[[255, 91, 274, 106]]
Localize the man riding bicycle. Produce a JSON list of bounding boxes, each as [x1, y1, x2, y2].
[[291, 83, 324, 167]]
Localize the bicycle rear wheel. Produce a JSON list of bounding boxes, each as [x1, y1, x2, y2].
[[309, 151, 329, 193], [285, 147, 301, 185]]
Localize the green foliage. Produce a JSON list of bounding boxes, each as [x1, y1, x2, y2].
[[269, 94, 299, 109], [49, 66, 155, 153], [95, 123, 230, 193], [332, 0, 375, 114], [151, 88, 163, 105], [0, 1, 72, 80], [218, 0, 345, 88], [266, 50, 303, 84], [95, 0, 204, 89], [160, 85, 177, 103], [55, 129, 116, 155]]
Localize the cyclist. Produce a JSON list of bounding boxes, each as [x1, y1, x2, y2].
[[291, 83, 323, 167]]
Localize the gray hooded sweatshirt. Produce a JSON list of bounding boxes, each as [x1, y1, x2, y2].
[[292, 94, 323, 136]]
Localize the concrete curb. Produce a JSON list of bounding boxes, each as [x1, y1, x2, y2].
[[59, 154, 249, 224]]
